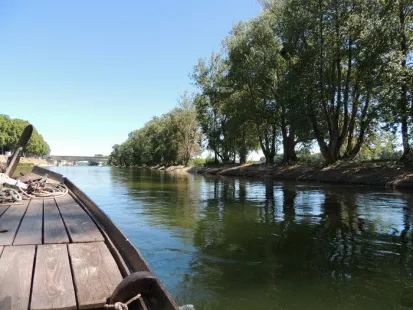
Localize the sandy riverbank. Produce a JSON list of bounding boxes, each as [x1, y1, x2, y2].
[[185, 162, 413, 189], [0, 155, 49, 166]]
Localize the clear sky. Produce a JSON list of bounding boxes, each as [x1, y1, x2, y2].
[[0, 0, 262, 156]]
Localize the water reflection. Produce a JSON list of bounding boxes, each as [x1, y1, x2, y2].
[[50, 167, 413, 309]]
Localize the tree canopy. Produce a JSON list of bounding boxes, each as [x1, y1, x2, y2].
[[108, 95, 200, 166], [111, 0, 413, 166], [0, 115, 50, 156]]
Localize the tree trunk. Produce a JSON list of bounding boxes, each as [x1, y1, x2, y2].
[[401, 116, 411, 160], [257, 123, 276, 165], [282, 135, 297, 164], [266, 153, 275, 165], [399, 4, 411, 161], [239, 147, 247, 164]]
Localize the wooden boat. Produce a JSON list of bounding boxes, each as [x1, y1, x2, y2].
[[0, 165, 179, 310]]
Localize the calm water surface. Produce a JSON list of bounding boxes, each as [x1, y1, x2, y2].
[[47, 167, 413, 309]]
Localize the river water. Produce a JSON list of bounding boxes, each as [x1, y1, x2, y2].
[[46, 166, 413, 309]]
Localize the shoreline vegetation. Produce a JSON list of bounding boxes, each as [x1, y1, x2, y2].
[[108, 1, 413, 177], [144, 162, 413, 190]]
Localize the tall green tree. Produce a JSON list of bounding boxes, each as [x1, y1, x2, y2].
[[266, 0, 390, 164], [108, 96, 200, 166], [379, 0, 413, 160], [170, 93, 200, 165], [0, 115, 50, 155], [192, 54, 234, 163], [226, 16, 285, 164]]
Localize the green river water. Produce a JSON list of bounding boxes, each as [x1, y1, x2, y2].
[[43, 167, 413, 309]]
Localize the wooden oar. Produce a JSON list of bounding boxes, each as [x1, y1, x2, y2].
[[5, 124, 33, 177]]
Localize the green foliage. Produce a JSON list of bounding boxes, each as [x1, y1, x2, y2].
[[187, 157, 206, 166], [0, 115, 50, 156], [355, 129, 401, 161], [297, 153, 325, 167], [111, 0, 413, 166], [108, 96, 200, 167]]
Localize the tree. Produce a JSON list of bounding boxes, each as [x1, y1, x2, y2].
[[266, 0, 391, 164], [192, 54, 240, 163], [0, 115, 50, 155], [170, 93, 200, 165], [378, 0, 413, 160], [225, 16, 285, 164], [221, 90, 259, 163], [108, 95, 201, 167]]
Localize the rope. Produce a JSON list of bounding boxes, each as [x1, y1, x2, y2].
[[104, 294, 145, 310], [0, 188, 22, 202], [0, 173, 69, 203]]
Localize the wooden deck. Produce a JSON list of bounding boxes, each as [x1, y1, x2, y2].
[[0, 195, 123, 310]]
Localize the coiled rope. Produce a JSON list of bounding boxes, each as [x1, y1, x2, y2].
[[104, 293, 147, 310], [0, 174, 68, 203], [0, 188, 22, 202]]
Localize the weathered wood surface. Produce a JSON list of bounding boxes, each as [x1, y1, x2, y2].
[[16, 172, 43, 183], [69, 242, 122, 309], [31, 244, 77, 310], [0, 200, 29, 245], [65, 178, 179, 310], [32, 166, 64, 183], [0, 205, 9, 218], [14, 199, 43, 245], [0, 245, 35, 310], [44, 199, 69, 244], [66, 179, 150, 272], [56, 196, 104, 243]]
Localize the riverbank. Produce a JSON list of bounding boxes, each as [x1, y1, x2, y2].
[[186, 162, 413, 189], [0, 155, 49, 167]]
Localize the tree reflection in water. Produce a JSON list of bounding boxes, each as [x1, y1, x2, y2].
[[95, 168, 413, 309]]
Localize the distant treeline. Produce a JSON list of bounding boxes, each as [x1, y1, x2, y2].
[[110, 0, 412, 166], [0, 115, 50, 156], [108, 94, 200, 166]]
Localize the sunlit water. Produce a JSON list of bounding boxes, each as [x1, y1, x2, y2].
[[41, 167, 413, 309]]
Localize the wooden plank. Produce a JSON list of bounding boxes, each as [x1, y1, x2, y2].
[[0, 200, 30, 245], [0, 205, 9, 218], [65, 178, 179, 310], [14, 199, 43, 245], [69, 242, 122, 309], [32, 166, 64, 183], [16, 172, 43, 183], [44, 199, 69, 244], [70, 193, 129, 278], [31, 244, 76, 310], [0, 245, 35, 310], [55, 195, 104, 243]]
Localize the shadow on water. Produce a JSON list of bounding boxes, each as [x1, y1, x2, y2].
[[50, 167, 413, 309]]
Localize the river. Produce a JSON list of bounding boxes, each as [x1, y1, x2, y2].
[[45, 166, 413, 309]]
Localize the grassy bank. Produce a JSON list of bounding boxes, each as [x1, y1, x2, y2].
[[0, 155, 49, 167], [186, 162, 413, 189]]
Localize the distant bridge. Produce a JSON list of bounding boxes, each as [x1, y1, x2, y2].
[[47, 155, 109, 163]]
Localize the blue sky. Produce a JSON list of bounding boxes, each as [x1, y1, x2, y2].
[[0, 0, 262, 155]]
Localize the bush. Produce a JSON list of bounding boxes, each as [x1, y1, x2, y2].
[[187, 157, 206, 166], [297, 152, 325, 166]]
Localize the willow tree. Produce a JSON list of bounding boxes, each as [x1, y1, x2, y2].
[[225, 15, 285, 164], [221, 90, 260, 163], [192, 54, 235, 163], [169, 93, 200, 165], [378, 0, 413, 160], [266, 0, 391, 164]]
